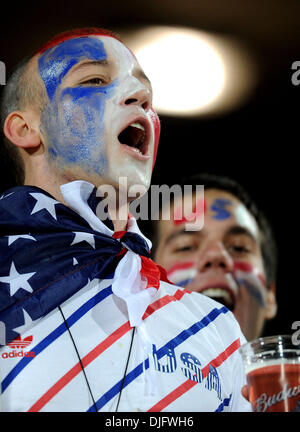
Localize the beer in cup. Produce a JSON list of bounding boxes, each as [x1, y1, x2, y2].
[[240, 335, 300, 412]]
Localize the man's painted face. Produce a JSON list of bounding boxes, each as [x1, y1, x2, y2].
[[155, 189, 276, 341], [38, 35, 160, 189]]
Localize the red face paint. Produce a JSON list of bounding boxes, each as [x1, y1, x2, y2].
[[234, 262, 253, 273], [149, 108, 161, 170], [166, 261, 197, 288], [234, 261, 266, 287], [167, 261, 195, 274], [36, 28, 122, 54]]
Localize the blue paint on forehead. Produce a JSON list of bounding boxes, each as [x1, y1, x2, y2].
[[211, 198, 232, 220], [38, 37, 107, 100]]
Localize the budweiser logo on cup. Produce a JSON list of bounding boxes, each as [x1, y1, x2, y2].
[[240, 335, 300, 412], [253, 383, 300, 412]]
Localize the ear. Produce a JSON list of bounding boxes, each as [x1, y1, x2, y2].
[[265, 282, 277, 319], [3, 110, 41, 149]]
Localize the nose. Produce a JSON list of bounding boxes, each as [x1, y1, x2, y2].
[[121, 80, 152, 111], [196, 241, 234, 274]]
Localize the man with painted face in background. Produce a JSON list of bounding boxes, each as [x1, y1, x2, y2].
[[153, 173, 277, 342], [0, 29, 251, 412]]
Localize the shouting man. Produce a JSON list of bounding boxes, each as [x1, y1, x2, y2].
[[0, 29, 251, 412]]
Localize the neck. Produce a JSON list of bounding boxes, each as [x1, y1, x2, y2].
[[24, 167, 68, 205], [24, 168, 130, 233], [111, 216, 129, 232], [106, 199, 130, 232]]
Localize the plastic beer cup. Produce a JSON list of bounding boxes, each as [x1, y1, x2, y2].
[[239, 335, 300, 412]]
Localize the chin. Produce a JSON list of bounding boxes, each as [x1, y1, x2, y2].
[[128, 170, 152, 192], [109, 163, 152, 192]]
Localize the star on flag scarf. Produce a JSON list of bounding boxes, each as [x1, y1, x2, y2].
[[0, 180, 169, 346]]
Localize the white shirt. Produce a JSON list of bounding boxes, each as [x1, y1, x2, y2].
[[0, 181, 251, 412]]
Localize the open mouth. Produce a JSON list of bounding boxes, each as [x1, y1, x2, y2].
[[118, 121, 148, 156], [200, 287, 235, 311]]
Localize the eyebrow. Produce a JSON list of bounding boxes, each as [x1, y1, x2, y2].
[[164, 224, 259, 248], [66, 60, 152, 88], [225, 226, 258, 243], [164, 229, 200, 246], [134, 68, 152, 88], [68, 59, 109, 75]]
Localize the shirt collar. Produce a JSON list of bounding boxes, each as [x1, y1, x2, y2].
[[60, 180, 152, 250]]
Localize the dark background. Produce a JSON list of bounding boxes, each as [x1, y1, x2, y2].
[[0, 0, 299, 337]]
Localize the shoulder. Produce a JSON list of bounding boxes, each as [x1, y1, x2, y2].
[[158, 281, 240, 325], [155, 280, 245, 345]]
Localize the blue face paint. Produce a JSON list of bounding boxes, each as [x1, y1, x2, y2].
[[176, 278, 194, 287], [237, 277, 266, 307], [38, 37, 117, 176], [210, 198, 232, 220], [38, 37, 108, 101]]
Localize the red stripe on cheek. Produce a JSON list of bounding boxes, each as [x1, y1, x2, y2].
[[233, 262, 253, 273], [167, 262, 196, 278], [234, 262, 266, 286]]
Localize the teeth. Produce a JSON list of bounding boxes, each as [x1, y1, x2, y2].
[[130, 122, 145, 131], [131, 147, 142, 154], [201, 288, 233, 305]]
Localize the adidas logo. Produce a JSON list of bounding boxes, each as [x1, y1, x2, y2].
[[1, 335, 35, 359], [7, 335, 33, 349]]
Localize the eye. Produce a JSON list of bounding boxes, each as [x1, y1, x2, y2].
[[174, 245, 196, 253], [228, 244, 251, 254], [80, 77, 106, 86]]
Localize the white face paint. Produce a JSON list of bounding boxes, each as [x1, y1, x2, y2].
[[101, 37, 157, 191], [234, 203, 259, 240], [39, 35, 159, 192]]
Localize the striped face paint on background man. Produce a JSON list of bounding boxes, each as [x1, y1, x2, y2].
[[155, 189, 276, 341], [37, 34, 160, 191]]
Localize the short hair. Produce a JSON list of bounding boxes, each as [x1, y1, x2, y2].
[[0, 27, 122, 190], [151, 173, 278, 287], [0, 56, 40, 189]]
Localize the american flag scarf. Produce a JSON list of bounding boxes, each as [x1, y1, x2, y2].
[[0, 180, 168, 346]]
